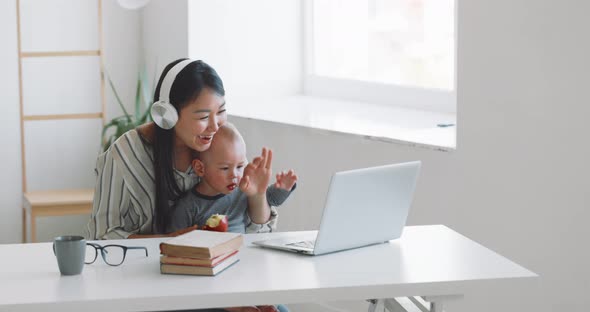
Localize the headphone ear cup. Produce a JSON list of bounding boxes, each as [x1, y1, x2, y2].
[[151, 101, 179, 130]]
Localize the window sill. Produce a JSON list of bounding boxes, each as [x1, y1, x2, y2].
[[228, 95, 456, 152]]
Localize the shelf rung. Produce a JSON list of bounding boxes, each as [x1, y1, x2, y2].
[[20, 50, 100, 58], [23, 113, 103, 121]]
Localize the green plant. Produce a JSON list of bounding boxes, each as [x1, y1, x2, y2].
[[101, 67, 156, 152]]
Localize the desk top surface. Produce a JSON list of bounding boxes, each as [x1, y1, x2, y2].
[[0, 225, 536, 311]]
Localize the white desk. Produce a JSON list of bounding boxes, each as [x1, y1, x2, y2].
[[0, 225, 536, 312]]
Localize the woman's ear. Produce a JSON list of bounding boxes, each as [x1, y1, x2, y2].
[[192, 159, 205, 176]]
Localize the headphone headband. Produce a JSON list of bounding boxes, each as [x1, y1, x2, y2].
[[158, 59, 194, 103]]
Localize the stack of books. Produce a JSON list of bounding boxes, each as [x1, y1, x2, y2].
[[159, 230, 243, 276]]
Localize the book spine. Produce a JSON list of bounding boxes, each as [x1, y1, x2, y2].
[[159, 243, 213, 259], [210, 236, 244, 258], [161, 250, 239, 267]]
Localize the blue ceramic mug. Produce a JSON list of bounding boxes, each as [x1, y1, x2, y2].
[[53, 235, 86, 275]]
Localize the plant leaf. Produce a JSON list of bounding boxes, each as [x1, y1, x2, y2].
[[151, 57, 158, 100], [101, 61, 159, 152], [139, 76, 153, 123], [101, 120, 119, 152], [103, 134, 116, 152], [101, 119, 117, 137], [134, 72, 141, 122], [114, 119, 131, 139], [101, 116, 135, 151], [139, 106, 152, 123], [140, 67, 151, 106], [140, 63, 156, 122], [105, 70, 132, 122]]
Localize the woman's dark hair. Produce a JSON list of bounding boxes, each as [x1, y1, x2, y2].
[[153, 59, 225, 234]]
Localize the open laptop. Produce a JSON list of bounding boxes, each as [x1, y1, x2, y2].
[[252, 161, 421, 255]]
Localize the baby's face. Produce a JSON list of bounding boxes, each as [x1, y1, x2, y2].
[[201, 139, 247, 195]]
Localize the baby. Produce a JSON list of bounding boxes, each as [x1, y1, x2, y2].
[[167, 123, 297, 234]]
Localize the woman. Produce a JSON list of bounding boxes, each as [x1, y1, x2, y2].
[[86, 59, 278, 240], [85, 59, 284, 312]]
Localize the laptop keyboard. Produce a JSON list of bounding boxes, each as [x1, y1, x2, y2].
[[287, 240, 316, 249]]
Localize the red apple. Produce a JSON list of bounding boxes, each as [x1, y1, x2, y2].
[[202, 214, 229, 232]]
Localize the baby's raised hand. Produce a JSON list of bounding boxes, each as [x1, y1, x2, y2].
[[274, 169, 298, 191], [240, 148, 273, 197]]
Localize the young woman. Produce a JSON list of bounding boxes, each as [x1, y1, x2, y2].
[[86, 58, 286, 312], [86, 59, 278, 240]]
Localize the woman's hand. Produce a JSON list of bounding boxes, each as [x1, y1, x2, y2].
[[274, 169, 297, 191], [129, 225, 197, 239], [240, 148, 273, 197], [167, 225, 198, 237]]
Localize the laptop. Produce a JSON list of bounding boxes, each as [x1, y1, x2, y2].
[[252, 161, 421, 255]]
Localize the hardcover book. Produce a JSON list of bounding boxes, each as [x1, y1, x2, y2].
[[160, 253, 240, 276], [159, 230, 243, 259]]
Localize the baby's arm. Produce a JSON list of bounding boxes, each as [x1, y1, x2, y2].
[[240, 148, 273, 224], [264, 169, 297, 207], [274, 169, 298, 191]]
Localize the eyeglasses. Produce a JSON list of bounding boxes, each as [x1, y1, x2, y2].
[[85, 243, 148, 266]]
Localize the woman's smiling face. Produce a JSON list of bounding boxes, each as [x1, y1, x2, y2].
[[174, 87, 227, 152]]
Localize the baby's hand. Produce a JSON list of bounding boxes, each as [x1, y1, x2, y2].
[[274, 169, 297, 191], [240, 148, 273, 196]]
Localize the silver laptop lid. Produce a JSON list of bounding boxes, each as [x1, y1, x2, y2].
[[313, 161, 421, 255]]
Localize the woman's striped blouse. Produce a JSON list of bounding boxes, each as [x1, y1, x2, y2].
[[85, 129, 277, 240]]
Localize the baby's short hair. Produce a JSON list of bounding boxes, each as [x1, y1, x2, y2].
[[197, 122, 245, 161], [215, 122, 244, 144]]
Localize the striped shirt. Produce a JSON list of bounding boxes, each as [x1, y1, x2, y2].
[[85, 129, 278, 240]]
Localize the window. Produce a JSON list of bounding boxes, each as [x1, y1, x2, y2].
[[304, 0, 456, 113]]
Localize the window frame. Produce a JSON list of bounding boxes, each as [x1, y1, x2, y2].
[[302, 0, 457, 114]]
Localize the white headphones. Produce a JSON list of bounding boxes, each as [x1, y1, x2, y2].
[[150, 59, 194, 129]]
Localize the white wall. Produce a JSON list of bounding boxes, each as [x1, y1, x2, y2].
[[102, 0, 143, 121], [0, 0, 141, 243], [141, 0, 189, 90], [187, 0, 302, 103], [451, 1, 589, 310], [0, 0, 24, 245], [143, 0, 302, 110]]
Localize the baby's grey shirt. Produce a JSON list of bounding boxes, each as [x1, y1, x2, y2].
[[167, 185, 295, 234]]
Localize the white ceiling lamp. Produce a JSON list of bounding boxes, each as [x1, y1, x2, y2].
[[117, 0, 150, 10]]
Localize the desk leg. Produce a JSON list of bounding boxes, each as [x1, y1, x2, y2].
[[420, 295, 463, 312], [22, 206, 27, 243], [368, 295, 463, 312], [367, 299, 407, 312], [367, 299, 379, 312], [31, 212, 36, 243]]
